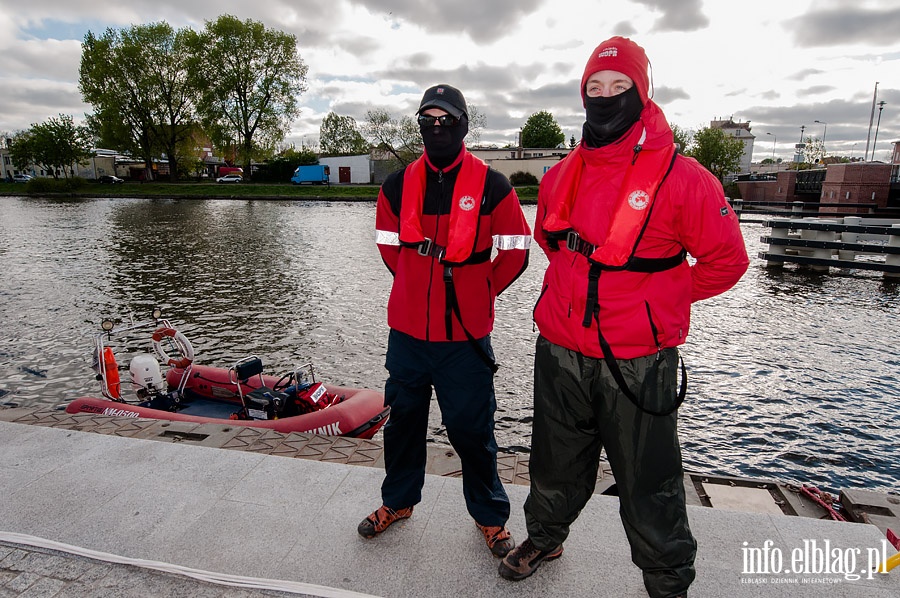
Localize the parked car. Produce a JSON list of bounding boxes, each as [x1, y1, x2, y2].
[[12, 174, 33, 183], [216, 174, 243, 183], [98, 175, 124, 184]]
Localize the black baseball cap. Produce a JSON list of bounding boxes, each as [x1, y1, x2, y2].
[[417, 84, 468, 119]]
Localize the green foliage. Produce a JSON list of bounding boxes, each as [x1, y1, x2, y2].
[[80, 23, 197, 180], [319, 112, 370, 155], [256, 147, 319, 182], [188, 14, 308, 178], [514, 186, 538, 201], [670, 124, 693, 154], [684, 127, 744, 182], [22, 177, 90, 193], [9, 115, 92, 179], [509, 171, 538, 185], [521, 111, 564, 148], [723, 182, 741, 200]]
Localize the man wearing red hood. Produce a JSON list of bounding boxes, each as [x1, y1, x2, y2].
[[499, 38, 749, 598]]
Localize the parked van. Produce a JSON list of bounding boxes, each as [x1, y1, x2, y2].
[[291, 164, 330, 185]]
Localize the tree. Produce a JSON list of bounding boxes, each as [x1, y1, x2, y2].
[[521, 111, 564, 148], [802, 136, 825, 165], [319, 112, 369, 155], [670, 124, 693, 154], [466, 105, 487, 145], [80, 22, 198, 181], [364, 108, 421, 167], [9, 114, 92, 178], [684, 126, 744, 182], [363, 104, 488, 165], [256, 146, 318, 182], [188, 15, 308, 178]]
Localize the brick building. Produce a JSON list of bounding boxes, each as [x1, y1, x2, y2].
[[737, 159, 900, 213]]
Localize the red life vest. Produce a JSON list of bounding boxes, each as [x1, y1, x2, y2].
[[543, 141, 676, 267], [399, 148, 488, 265]]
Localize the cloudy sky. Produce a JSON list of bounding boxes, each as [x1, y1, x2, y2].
[[2, 0, 898, 163]]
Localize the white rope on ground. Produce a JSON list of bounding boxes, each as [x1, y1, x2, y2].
[[0, 531, 381, 598]]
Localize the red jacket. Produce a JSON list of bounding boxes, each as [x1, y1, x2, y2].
[[533, 101, 749, 359], [376, 150, 531, 341]]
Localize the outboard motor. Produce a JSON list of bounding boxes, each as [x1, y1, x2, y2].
[[129, 353, 165, 399]]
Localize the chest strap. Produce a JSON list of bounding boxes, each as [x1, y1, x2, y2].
[[443, 266, 498, 373], [402, 239, 492, 265], [560, 230, 687, 273]]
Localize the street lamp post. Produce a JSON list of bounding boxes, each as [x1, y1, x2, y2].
[[865, 82, 879, 160], [872, 101, 886, 161], [814, 119, 827, 156], [766, 132, 776, 165]]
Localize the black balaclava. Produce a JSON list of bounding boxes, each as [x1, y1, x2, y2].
[[582, 86, 643, 148], [422, 115, 469, 169]]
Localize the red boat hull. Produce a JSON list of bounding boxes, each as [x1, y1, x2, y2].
[[66, 364, 389, 439]]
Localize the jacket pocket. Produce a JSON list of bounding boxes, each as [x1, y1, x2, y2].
[[644, 300, 665, 349]]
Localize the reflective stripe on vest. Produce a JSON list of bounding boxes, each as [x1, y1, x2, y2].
[[399, 149, 488, 265]]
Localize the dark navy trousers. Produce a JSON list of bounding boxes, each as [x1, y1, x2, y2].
[[381, 329, 510, 526]]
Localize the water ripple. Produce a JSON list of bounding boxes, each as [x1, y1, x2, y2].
[[1, 198, 898, 494]]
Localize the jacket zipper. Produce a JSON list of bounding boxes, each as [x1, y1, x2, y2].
[[644, 300, 662, 352], [425, 169, 446, 340]]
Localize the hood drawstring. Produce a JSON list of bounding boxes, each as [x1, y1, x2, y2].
[[631, 128, 647, 165]]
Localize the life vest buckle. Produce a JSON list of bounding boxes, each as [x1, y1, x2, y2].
[[417, 238, 434, 257], [417, 238, 445, 259], [566, 230, 594, 257]]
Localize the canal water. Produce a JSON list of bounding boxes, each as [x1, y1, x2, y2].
[[1, 196, 898, 494]]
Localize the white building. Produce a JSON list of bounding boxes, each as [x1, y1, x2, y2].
[[319, 155, 371, 184], [710, 118, 754, 181], [469, 147, 572, 183]]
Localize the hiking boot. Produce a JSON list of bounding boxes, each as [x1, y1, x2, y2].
[[498, 537, 563, 581], [357, 505, 413, 538], [476, 523, 514, 558]]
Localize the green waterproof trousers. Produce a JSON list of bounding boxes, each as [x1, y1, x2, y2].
[[524, 336, 696, 598]]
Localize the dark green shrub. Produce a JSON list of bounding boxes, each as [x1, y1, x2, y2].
[[24, 177, 89, 193], [509, 171, 539, 186]]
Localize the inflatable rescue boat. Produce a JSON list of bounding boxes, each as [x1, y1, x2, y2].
[[65, 311, 389, 439]]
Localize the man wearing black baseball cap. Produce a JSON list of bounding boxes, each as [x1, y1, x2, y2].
[[415, 84, 470, 169], [365, 84, 531, 560]]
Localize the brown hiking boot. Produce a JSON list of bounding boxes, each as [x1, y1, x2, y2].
[[498, 537, 563, 581], [357, 505, 413, 538], [476, 523, 514, 558]]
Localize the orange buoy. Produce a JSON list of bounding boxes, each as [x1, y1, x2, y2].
[[102, 346, 121, 399]]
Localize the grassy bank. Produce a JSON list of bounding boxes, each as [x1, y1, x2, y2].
[[0, 180, 539, 202]]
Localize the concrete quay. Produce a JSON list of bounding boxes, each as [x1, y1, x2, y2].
[[0, 406, 898, 597]]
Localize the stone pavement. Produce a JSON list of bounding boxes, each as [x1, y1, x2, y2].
[[0, 540, 306, 597], [0, 412, 898, 597]]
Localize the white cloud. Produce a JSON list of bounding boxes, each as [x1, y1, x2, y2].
[[0, 0, 897, 160]]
